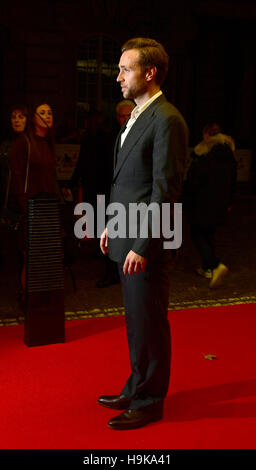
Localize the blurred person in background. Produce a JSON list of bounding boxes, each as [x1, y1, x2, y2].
[[9, 101, 59, 301], [0, 104, 28, 267], [116, 99, 135, 127], [96, 100, 135, 288], [184, 122, 237, 288]]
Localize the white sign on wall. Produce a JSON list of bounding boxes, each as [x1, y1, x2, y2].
[[55, 144, 80, 181], [234, 149, 252, 182]]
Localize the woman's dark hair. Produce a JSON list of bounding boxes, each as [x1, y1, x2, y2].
[[121, 37, 169, 86], [10, 104, 29, 120]]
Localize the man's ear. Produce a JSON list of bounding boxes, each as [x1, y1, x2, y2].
[[145, 65, 157, 82]]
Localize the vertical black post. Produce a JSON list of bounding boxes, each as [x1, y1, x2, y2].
[[24, 195, 65, 347]]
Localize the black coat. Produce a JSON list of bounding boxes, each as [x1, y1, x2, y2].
[[71, 128, 114, 206], [184, 134, 237, 227]]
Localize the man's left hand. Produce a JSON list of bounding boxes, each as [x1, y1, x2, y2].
[[123, 250, 147, 276]]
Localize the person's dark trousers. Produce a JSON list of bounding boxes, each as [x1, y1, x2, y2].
[[104, 255, 119, 278], [96, 254, 120, 287], [190, 224, 219, 270], [117, 248, 172, 410]]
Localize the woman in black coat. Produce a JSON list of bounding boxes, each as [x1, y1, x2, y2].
[[0, 104, 28, 268], [184, 123, 237, 288], [10, 101, 58, 299]]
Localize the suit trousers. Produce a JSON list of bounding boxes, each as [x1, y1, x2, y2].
[[190, 224, 219, 270], [117, 248, 173, 410]]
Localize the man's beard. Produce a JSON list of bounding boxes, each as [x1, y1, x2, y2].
[[122, 83, 147, 101]]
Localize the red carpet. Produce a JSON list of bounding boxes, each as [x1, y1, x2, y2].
[[0, 303, 256, 449]]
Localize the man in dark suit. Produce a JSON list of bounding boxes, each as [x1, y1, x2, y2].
[[98, 37, 189, 430]]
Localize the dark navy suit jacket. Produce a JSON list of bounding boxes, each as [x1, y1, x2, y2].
[[107, 94, 189, 263]]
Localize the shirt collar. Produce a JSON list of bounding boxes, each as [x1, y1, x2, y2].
[[130, 90, 162, 121]]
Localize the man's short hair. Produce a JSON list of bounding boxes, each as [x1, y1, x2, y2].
[[121, 37, 169, 86]]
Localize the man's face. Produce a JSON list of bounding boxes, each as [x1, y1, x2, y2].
[[116, 105, 134, 127], [117, 49, 148, 102]]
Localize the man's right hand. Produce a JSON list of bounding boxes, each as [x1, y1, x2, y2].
[[100, 227, 108, 254]]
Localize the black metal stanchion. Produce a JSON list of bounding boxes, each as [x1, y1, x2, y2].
[[24, 195, 65, 346]]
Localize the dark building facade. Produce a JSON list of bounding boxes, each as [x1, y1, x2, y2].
[[0, 0, 256, 148]]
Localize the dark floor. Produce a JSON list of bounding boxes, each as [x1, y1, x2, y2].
[[0, 186, 255, 324]]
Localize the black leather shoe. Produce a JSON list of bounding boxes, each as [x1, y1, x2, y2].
[[97, 394, 131, 410], [108, 407, 163, 430]]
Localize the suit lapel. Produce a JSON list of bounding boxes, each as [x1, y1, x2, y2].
[[113, 96, 164, 179], [113, 125, 125, 169]]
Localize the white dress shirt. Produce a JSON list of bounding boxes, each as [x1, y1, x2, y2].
[[120, 90, 162, 147]]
